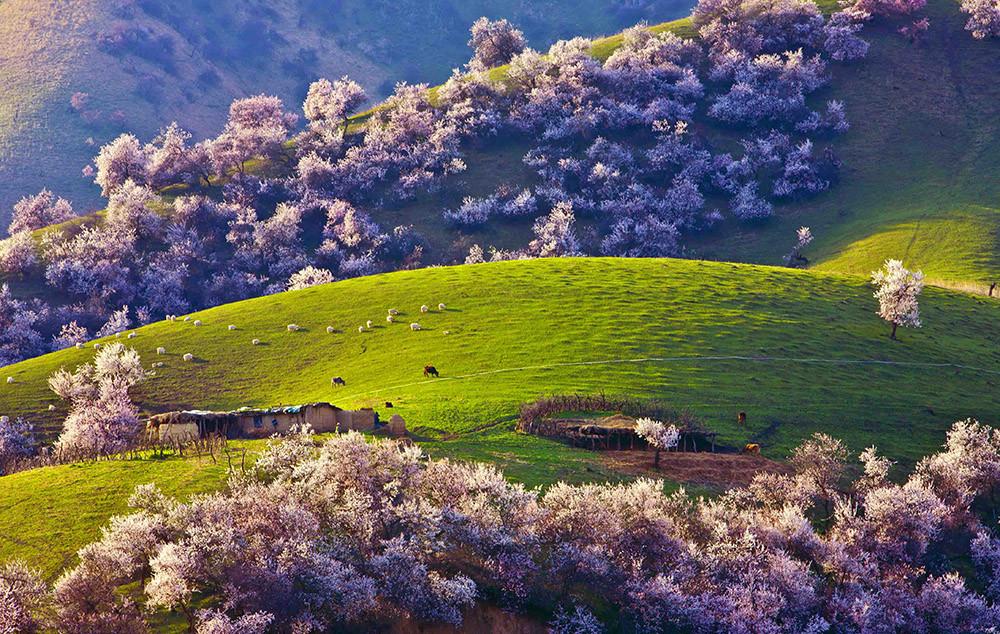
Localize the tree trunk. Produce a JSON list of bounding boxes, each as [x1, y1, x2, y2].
[[890, 322, 898, 340], [654, 449, 660, 469]]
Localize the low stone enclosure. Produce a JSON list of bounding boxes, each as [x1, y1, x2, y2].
[[517, 394, 719, 453], [147, 402, 406, 443]]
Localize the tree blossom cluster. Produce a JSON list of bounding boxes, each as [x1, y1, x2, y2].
[[6, 421, 1000, 633], [0, 6, 888, 365], [48, 342, 151, 456], [961, 0, 1000, 39], [871, 258, 924, 340]]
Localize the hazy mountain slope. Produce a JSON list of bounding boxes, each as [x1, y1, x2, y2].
[[0, 0, 693, 229]]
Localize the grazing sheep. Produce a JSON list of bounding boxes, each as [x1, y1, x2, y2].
[[75, 343, 85, 349], [287, 324, 300, 332], [423, 365, 439, 377], [228, 325, 237, 331], [331, 377, 346, 387], [358, 326, 364, 333], [194, 320, 203, 326], [48, 404, 57, 411], [420, 305, 429, 313], [366, 320, 373, 329], [387, 315, 394, 323], [93, 343, 102, 350], [127, 332, 137, 339], [5, 377, 12, 384], [443, 331, 452, 335], [438, 303, 446, 311], [183, 317, 191, 322], [388, 309, 398, 315], [327, 326, 335, 333], [410, 323, 421, 331], [154, 362, 164, 368], [183, 353, 194, 362], [156, 347, 166, 355], [115, 332, 121, 338], [252, 339, 261, 345]]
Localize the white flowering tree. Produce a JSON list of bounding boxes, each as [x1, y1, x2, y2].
[[634, 417, 680, 468], [871, 259, 924, 340]]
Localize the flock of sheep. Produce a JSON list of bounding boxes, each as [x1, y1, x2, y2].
[[6, 303, 451, 389], [155, 303, 449, 364]]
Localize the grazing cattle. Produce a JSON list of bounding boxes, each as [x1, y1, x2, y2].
[[738, 411, 747, 425], [742, 443, 760, 455], [332, 377, 346, 387], [423, 365, 439, 377], [385, 402, 393, 408]]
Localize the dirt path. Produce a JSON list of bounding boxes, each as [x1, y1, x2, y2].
[[599, 450, 791, 489]]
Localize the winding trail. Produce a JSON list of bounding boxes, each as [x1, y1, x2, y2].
[[342, 354, 1000, 400]]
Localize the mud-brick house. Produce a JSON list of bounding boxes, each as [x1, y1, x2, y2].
[[147, 403, 378, 443]]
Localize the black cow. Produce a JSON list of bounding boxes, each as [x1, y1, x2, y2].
[[331, 377, 346, 387], [423, 365, 439, 378]]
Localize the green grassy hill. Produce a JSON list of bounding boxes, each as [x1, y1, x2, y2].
[[0, 0, 690, 228], [3, 256, 1000, 579], [4, 257, 999, 462]]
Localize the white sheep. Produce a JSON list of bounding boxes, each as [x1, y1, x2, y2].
[[287, 324, 300, 332], [366, 320, 373, 329], [115, 332, 121, 338], [388, 309, 399, 315], [154, 362, 164, 368], [410, 323, 421, 331], [5, 377, 12, 384], [183, 353, 194, 362], [326, 326, 335, 333], [252, 339, 261, 345], [93, 343, 102, 350], [358, 326, 364, 333], [194, 320, 203, 326], [156, 347, 166, 355], [48, 404, 57, 411], [75, 343, 85, 349], [127, 332, 137, 339], [228, 325, 237, 331], [443, 331, 452, 335], [438, 303, 446, 311], [420, 305, 429, 313], [183, 316, 191, 322], [386, 315, 394, 323]]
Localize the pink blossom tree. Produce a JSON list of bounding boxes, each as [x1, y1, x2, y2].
[[467, 17, 527, 71], [9, 190, 77, 234], [871, 259, 924, 340]]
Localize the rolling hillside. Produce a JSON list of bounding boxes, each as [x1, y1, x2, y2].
[[3, 256, 1000, 581], [2, 256, 999, 579], [3, 257, 998, 463], [0, 0, 692, 228]]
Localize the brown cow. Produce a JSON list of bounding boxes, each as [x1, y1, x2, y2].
[[331, 377, 346, 387], [423, 365, 439, 377], [738, 411, 747, 425], [741, 443, 760, 455]]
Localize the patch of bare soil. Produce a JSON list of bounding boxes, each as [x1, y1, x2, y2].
[[599, 450, 792, 489]]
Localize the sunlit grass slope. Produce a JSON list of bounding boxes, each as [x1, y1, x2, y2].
[[2, 256, 1000, 581], [692, 0, 1000, 287], [2, 258, 998, 465]]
